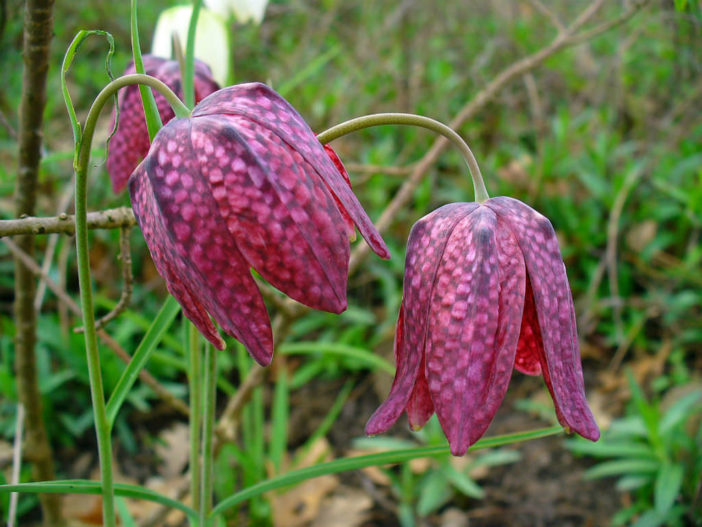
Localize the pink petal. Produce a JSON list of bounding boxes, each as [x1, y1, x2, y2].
[[426, 206, 524, 455], [486, 196, 600, 441], [130, 166, 224, 349], [189, 114, 349, 313], [192, 83, 390, 259], [322, 145, 357, 241], [130, 120, 273, 365], [366, 203, 477, 436], [107, 56, 219, 193], [406, 354, 434, 430], [514, 276, 543, 376]]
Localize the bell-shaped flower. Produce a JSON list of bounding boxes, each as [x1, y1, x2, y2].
[[151, 5, 231, 85], [129, 82, 390, 366], [366, 197, 599, 455], [106, 55, 220, 193]]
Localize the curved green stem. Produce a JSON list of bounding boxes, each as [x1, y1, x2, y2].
[[74, 73, 190, 527], [317, 113, 490, 203], [199, 344, 217, 526]]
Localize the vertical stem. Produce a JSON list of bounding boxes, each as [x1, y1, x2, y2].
[[183, 0, 203, 108], [14, 0, 63, 524], [75, 145, 116, 527], [199, 343, 217, 526], [187, 322, 202, 520]]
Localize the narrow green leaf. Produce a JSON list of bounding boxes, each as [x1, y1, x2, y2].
[[585, 459, 660, 479], [279, 342, 394, 374], [211, 426, 562, 516], [417, 470, 452, 516], [269, 369, 289, 474], [115, 497, 137, 527], [277, 46, 341, 97], [616, 475, 650, 491], [0, 480, 196, 520], [654, 462, 683, 516], [106, 295, 181, 425], [659, 390, 702, 435], [566, 439, 655, 459], [444, 464, 484, 499]]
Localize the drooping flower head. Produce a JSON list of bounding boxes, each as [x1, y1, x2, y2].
[[129, 82, 390, 365], [366, 197, 599, 455], [107, 55, 220, 193]]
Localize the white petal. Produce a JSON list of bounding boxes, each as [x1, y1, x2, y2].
[[151, 6, 230, 86]]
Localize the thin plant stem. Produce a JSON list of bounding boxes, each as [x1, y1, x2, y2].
[[317, 112, 489, 202], [74, 73, 190, 527], [184, 0, 203, 108], [130, 0, 164, 138], [199, 344, 217, 526], [187, 322, 202, 521]]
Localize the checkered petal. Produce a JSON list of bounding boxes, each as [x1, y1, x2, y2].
[[193, 83, 390, 260], [107, 55, 219, 193], [129, 120, 273, 365], [486, 196, 600, 441]]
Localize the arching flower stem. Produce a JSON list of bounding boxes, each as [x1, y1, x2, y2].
[[317, 113, 490, 203], [73, 73, 189, 527]]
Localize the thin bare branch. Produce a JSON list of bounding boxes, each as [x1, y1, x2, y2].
[[526, 0, 565, 33], [0, 206, 136, 237]]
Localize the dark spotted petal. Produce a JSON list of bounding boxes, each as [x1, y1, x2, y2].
[[514, 276, 543, 375], [192, 83, 390, 259], [131, 119, 273, 365], [129, 167, 224, 349], [406, 354, 434, 430], [190, 114, 348, 313], [486, 196, 599, 441], [107, 56, 219, 193], [366, 203, 477, 436], [425, 206, 525, 455], [322, 145, 357, 241]]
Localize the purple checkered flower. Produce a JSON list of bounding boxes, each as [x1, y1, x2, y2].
[[366, 198, 599, 455], [107, 55, 220, 193], [129, 82, 390, 365]]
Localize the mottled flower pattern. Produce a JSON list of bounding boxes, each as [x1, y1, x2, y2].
[[366, 197, 599, 455], [107, 55, 220, 193], [129, 82, 390, 365]]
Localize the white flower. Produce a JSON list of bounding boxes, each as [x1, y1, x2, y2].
[[204, 0, 268, 24], [151, 6, 230, 86]]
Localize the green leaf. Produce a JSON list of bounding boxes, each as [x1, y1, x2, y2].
[[211, 426, 563, 517], [585, 459, 660, 479], [269, 369, 289, 474], [659, 390, 702, 435], [417, 469, 452, 516], [106, 295, 181, 426], [278, 342, 394, 374], [631, 509, 666, 527], [654, 462, 683, 516], [616, 475, 651, 491], [0, 480, 196, 521], [444, 464, 484, 499], [115, 497, 137, 527], [566, 439, 655, 459]]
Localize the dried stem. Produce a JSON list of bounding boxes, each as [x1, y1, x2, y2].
[[13, 0, 63, 523], [0, 206, 136, 237]]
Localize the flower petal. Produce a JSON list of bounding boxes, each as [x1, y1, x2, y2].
[[322, 145, 357, 241], [131, 119, 273, 365], [107, 56, 219, 193], [406, 355, 434, 430], [192, 83, 390, 259], [486, 196, 599, 441], [514, 275, 543, 375], [366, 203, 477, 436], [190, 114, 349, 313], [130, 166, 224, 349], [426, 206, 524, 455]]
